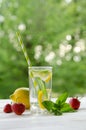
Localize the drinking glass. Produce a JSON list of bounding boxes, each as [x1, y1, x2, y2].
[[29, 66, 52, 115]]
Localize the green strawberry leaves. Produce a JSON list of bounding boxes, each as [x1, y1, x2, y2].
[[42, 93, 75, 115]]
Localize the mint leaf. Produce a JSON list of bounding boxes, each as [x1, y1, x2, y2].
[[42, 101, 62, 115], [35, 77, 48, 97], [42, 93, 76, 116], [56, 93, 68, 104], [42, 100, 54, 111], [61, 103, 75, 113], [51, 105, 62, 115]]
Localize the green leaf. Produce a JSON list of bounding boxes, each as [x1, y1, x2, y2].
[[61, 103, 75, 113], [42, 100, 62, 115], [56, 93, 68, 104], [51, 106, 62, 115], [42, 100, 54, 111], [42, 93, 76, 116], [36, 77, 48, 97], [53, 103, 62, 110]]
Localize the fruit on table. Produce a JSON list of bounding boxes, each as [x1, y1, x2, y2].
[[69, 97, 80, 110], [3, 103, 12, 113], [10, 87, 30, 109], [11, 103, 25, 115]]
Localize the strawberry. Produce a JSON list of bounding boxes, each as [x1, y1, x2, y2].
[[11, 103, 25, 115], [3, 104, 12, 113], [69, 97, 80, 110]]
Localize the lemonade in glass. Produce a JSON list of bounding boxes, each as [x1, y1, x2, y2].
[[29, 66, 52, 114]]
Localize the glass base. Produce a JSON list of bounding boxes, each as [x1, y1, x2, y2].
[[30, 105, 48, 116]]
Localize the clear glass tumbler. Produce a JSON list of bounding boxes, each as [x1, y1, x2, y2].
[[29, 66, 52, 115]]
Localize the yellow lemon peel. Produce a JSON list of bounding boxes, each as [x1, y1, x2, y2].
[[45, 73, 52, 82], [38, 91, 45, 109], [10, 87, 30, 109]]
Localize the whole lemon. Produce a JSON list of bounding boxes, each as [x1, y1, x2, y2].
[[10, 87, 30, 109]]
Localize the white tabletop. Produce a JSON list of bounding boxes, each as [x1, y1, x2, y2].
[[0, 98, 86, 130]]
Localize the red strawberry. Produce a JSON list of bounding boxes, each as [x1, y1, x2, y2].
[[69, 97, 80, 110], [11, 103, 25, 115], [3, 104, 12, 113]]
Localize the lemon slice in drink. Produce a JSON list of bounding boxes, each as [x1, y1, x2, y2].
[[32, 70, 52, 82], [38, 91, 45, 109], [45, 72, 52, 82]]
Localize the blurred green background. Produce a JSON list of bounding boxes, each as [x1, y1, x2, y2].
[[0, 0, 86, 98]]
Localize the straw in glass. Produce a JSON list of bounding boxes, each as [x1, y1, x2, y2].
[[16, 32, 38, 87], [16, 31, 47, 97], [16, 32, 32, 66]]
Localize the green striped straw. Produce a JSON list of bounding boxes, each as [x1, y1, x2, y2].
[[16, 31, 37, 87], [16, 31, 48, 97], [16, 32, 32, 67]]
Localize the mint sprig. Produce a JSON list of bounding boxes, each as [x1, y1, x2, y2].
[[42, 93, 75, 115]]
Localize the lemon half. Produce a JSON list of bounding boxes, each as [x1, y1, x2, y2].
[[10, 87, 30, 109]]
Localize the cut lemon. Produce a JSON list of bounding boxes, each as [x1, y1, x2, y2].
[[45, 73, 52, 82], [32, 70, 52, 82], [38, 90, 45, 109]]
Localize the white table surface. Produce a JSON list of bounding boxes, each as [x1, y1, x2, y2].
[[0, 98, 86, 130]]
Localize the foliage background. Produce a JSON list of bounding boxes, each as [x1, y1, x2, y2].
[[0, 0, 86, 98]]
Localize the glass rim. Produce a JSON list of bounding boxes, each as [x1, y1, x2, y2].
[[28, 66, 52, 69]]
